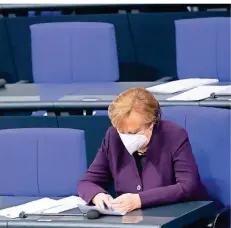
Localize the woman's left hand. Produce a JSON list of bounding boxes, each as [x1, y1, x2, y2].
[[111, 193, 141, 214]]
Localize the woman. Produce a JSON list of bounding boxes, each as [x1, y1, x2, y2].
[[77, 88, 208, 214]]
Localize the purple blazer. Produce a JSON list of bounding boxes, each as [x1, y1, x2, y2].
[[77, 120, 208, 207]]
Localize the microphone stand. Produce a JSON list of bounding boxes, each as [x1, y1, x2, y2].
[[19, 209, 101, 220]]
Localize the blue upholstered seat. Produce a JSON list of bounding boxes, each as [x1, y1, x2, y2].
[[162, 106, 230, 207], [217, 18, 230, 82], [175, 17, 231, 82], [0, 128, 87, 196], [30, 22, 119, 83]]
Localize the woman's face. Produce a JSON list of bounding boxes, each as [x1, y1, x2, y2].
[[118, 111, 154, 151]]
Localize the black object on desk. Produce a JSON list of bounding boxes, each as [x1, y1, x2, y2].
[[19, 210, 101, 220]]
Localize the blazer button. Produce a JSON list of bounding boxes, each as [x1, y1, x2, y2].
[[137, 185, 141, 191]]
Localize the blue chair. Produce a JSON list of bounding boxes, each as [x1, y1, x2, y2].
[[162, 106, 230, 207], [217, 18, 230, 82], [0, 128, 87, 196], [30, 22, 119, 83], [175, 17, 230, 82], [162, 106, 230, 226]]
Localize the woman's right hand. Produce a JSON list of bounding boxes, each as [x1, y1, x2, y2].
[[92, 193, 113, 210]]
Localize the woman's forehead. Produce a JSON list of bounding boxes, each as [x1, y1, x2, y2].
[[118, 112, 147, 132]]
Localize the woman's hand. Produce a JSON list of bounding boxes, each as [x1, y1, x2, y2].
[[111, 193, 141, 214], [92, 193, 113, 210]]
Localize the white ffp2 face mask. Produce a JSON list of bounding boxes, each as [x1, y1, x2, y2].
[[118, 133, 148, 155]]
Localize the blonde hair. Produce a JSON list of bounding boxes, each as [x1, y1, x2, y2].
[[108, 87, 161, 128]]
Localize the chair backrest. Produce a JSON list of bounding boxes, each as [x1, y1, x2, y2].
[[0, 128, 87, 196], [175, 17, 230, 82], [30, 22, 119, 83], [162, 106, 230, 207], [5, 14, 134, 83], [217, 18, 230, 82]]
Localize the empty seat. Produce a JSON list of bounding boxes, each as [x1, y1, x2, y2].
[[30, 22, 119, 83], [175, 17, 230, 82], [217, 18, 230, 82], [0, 128, 87, 196]]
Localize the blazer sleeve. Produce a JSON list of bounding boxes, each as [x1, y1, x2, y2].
[[77, 129, 112, 204], [138, 129, 203, 207]]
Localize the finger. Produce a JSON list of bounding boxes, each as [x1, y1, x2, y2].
[[108, 194, 113, 199], [107, 195, 114, 202], [98, 200, 105, 210], [103, 197, 112, 209]]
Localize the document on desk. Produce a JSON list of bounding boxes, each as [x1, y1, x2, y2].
[[0, 198, 57, 218], [41, 196, 86, 214], [78, 204, 125, 216], [215, 86, 231, 95], [0, 196, 86, 218], [146, 78, 219, 94], [167, 85, 231, 101]]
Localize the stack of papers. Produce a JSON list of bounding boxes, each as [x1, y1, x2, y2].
[[0, 196, 86, 219], [42, 196, 86, 214], [146, 78, 219, 94], [167, 85, 231, 101], [0, 198, 57, 218]]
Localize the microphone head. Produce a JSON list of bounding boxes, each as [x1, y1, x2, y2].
[[85, 210, 101, 219], [19, 211, 27, 218], [210, 92, 216, 98]]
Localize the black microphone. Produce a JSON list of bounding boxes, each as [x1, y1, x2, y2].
[[210, 92, 216, 98], [19, 209, 101, 220]]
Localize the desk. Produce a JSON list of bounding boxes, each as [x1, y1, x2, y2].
[[0, 197, 216, 228], [0, 82, 229, 113]]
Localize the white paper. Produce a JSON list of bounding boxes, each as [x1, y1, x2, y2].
[[215, 86, 231, 95], [167, 86, 231, 101], [81, 98, 99, 101], [146, 78, 219, 94], [78, 204, 125, 216], [41, 196, 86, 214], [0, 198, 57, 218]]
